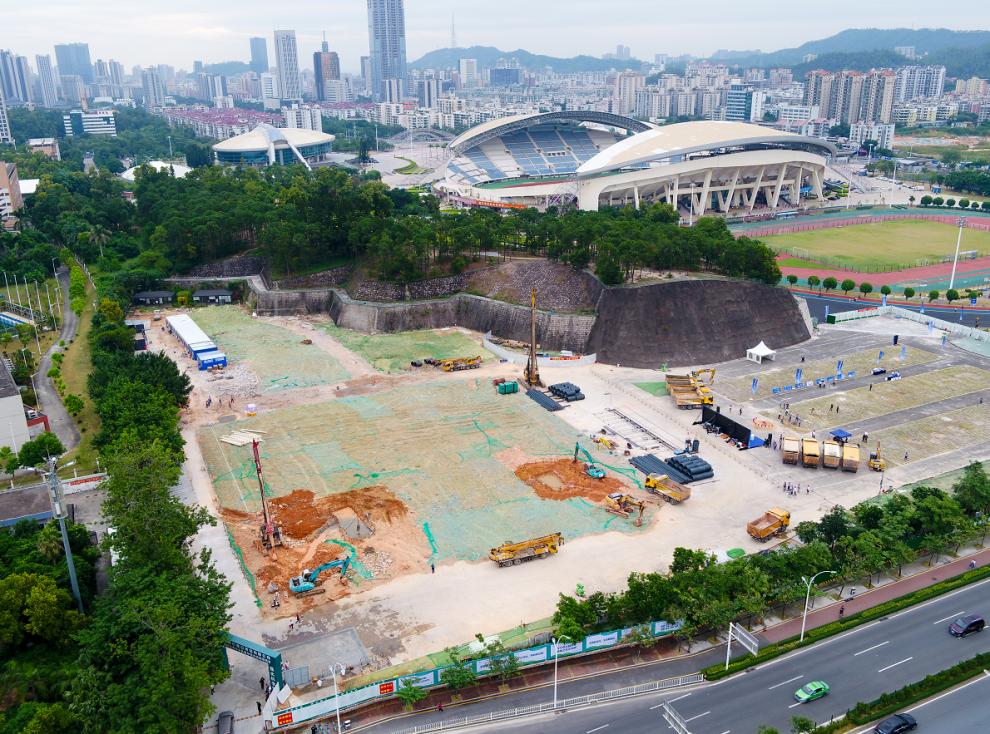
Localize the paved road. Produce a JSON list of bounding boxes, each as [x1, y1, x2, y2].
[[799, 293, 990, 328], [35, 268, 80, 449], [850, 670, 990, 734], [394, 578, 990, 734]]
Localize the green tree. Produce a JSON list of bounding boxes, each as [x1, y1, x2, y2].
[[479, 635, 520, 682], [953, 462, 990, 518], [920, 195, 933, 206], [65, 393, 84, 415], [859, 282, 873, 296], [439, 647, 477, 690], [17, 431, 65, 467], [941, 149, 962, 166], [946, 288, 960, 302], [929, 290, 940, 302], [394, 680, 428, 709], [807, 275, 820, 290], [903, 287, 915, 299], [791, 716, 817, 733], [946, 198, 957, 208], [880, 285, 892, 296], [0, 573, 83, 647], [817, 506, 851, 549], [822, 276, 838, 293], [786, 274, 798, 286], [933, 197, 944, 206], [757, 727, 781, 734], [840, 278, 855, 295]]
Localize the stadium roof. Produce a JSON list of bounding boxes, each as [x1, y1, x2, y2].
[[448, 111, 653, 155], [120, 160, 192, 181], [212, 124, 333, 153], [576, 121, 837, 176]]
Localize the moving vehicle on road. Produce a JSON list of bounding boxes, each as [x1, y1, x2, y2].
[[948, 613, 986, 637], [874, 712, 917, 733], [794, 680, 830, 703]]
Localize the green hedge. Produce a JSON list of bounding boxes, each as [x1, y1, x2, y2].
[[848, 651, 990, 724], [704, 564, 990, 680]]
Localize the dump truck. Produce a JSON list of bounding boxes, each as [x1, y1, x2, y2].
[[801, 438, 820, 468], [782, 437, 801, 465], [489, 533, 564, 567], [822, 440, 841, 469], [868, 442, 886, 472], [670, 389, 714, 409], [644, 473, 691, 504], [604, 493, 646, 524], [747, 508, 791, 542], [439, 356, 483, 371], [841, 443, 861, 472]]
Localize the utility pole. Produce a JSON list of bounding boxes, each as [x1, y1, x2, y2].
[[42, 457, 84, 612]]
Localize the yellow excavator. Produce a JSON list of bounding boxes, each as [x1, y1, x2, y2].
[[489, 533, 564, 567], [603, 493, 645, 525], [692, 368, 716, 387], [868, 442, 887, 472]]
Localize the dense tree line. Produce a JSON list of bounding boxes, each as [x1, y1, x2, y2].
[[940, 171, 990, 198], [554, 463, 990, 642], [6, 107, 213, 174]]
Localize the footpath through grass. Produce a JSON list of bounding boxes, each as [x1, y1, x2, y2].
[[60, 277, 99, 472]]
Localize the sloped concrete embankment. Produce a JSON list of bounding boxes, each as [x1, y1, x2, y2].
[[585, 280, 810, 368]]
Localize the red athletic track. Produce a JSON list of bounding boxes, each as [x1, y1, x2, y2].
[[778, 253, 990, 287]]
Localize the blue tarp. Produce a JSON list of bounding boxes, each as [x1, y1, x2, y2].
[[830, 428, 852, 440], [748, 435, 765, 449]]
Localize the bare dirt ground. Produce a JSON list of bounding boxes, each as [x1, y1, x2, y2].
[[515, 458, 631, 502]]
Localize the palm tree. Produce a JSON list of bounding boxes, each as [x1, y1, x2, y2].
[[89, 225, 110, 259]]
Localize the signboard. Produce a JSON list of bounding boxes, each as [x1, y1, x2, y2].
[[513, 647, 549, 665], [836, 359, 843, 374], [378, 681, 395, 695], [751, 377, 759, 395], [877, 350, 885, 362], [276, 712, 294, 726], [795, 367, 803, 383], [397, 672, 436, 689], [556, 641, 584, 656], [584, 631, 620, 650]]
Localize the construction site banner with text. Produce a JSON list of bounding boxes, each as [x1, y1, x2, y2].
[[269, 619, 683, 729]]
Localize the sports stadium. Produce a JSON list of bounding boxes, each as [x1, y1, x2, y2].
[[438, 115, 837, 215], [212, 124, 335, 169]]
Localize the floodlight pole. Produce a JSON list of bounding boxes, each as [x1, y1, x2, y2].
[[800, 570, 836, 642], [330, 662, 345, 733], [948, 217, 966, 292], [551, 635, 571, 709]]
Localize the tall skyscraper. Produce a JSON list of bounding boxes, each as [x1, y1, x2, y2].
[[35, 55, 59, 107], [54, 43, 93, 84], [0, 51, 29, 103], [367, 0, 407, 102], [273, 30, 301, 102], [0, 85, 11, 144], [250, 37, 269, 73], [141, 67, 166, 108], [313, 34, 341, 102], [360, 56, 372, 94], [458, 58, 478, 89]]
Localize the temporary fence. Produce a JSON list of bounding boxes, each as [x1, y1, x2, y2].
[[885, 305, 990, 342], [268, 620, 684, 729], [388, 673, 706, 733]]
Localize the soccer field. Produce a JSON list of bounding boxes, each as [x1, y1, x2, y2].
[[763, 220, 990, 270]]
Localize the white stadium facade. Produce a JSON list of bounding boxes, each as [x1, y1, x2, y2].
[[437, 114, 837, 216]]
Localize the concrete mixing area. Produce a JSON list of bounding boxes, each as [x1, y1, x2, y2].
[[144, 300, 990, 724]]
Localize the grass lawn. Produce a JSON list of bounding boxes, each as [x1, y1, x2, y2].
[[870, 404, 990, 467], [59, 278, 99, 473], [777, 257, 823, 269], [763, 220, 990, 270], [394, 156, 431, 175], [635, 381, 668, 396], [321, 323, 490, 373]]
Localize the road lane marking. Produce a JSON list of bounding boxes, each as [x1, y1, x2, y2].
[[587, 726, 609, 733], [768, 675, 804, 690], [788, 702, 804, 709], [669, 693, 692, 703], [848, 673, 990, 733], [684, 711, 710, 722], [853, 641, 890, 656], [878, 657, 913, 673], [649, 704, 663, 710], [933, 611, 965, 624], [719, 731, 731, 734]]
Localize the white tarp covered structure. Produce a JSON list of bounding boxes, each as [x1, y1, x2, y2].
[[746, 341, 776, 364]]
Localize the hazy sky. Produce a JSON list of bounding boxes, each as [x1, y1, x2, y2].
[[7, 1, 989, 73]]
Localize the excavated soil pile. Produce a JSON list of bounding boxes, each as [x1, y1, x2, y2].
[[515, 459, 628, 502], [268, 486, 409, 540]]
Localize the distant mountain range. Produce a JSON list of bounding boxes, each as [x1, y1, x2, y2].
[[412, 29, 990, 78], [410, 46, 647, 74]]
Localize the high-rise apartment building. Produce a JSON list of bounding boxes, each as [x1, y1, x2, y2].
[[273, 30, 301, 102], [367, 0, 407, 101], [860, 70, 896, 124], [54, 43, 93, 84], [458, 58, 478, 88], [35, 55, 59, 107], [725, 82, 764, 122], [0, 161, 23, 221], [805, 69, 896, 124], [360, 56, 372, 94], [141, 67, 166, 108], [63, 109, 117, 137], [260, 72, 280, 109], [895, 65, 945, 101], [0, 86, 11, 144], [250, 37, 269, 73], [416, 78, 439, 108], [59, 75, 86, 105], [613, 71, 645, 115], [313, 37, 341, 102]]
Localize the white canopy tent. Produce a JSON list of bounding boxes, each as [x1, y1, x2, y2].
[[746, 341, 776, 364]]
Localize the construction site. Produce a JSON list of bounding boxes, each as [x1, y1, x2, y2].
[[144, 271, 990, 725]]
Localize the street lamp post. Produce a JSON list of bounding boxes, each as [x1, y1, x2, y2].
[[551, 635, 571, 709], [35, 457, 83, 612], [948, 217, 967, 292], [800, 570, 837, 642], [329, 662, 346, 732]]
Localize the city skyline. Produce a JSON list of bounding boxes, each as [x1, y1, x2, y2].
[[5, 1, 990, 73]]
